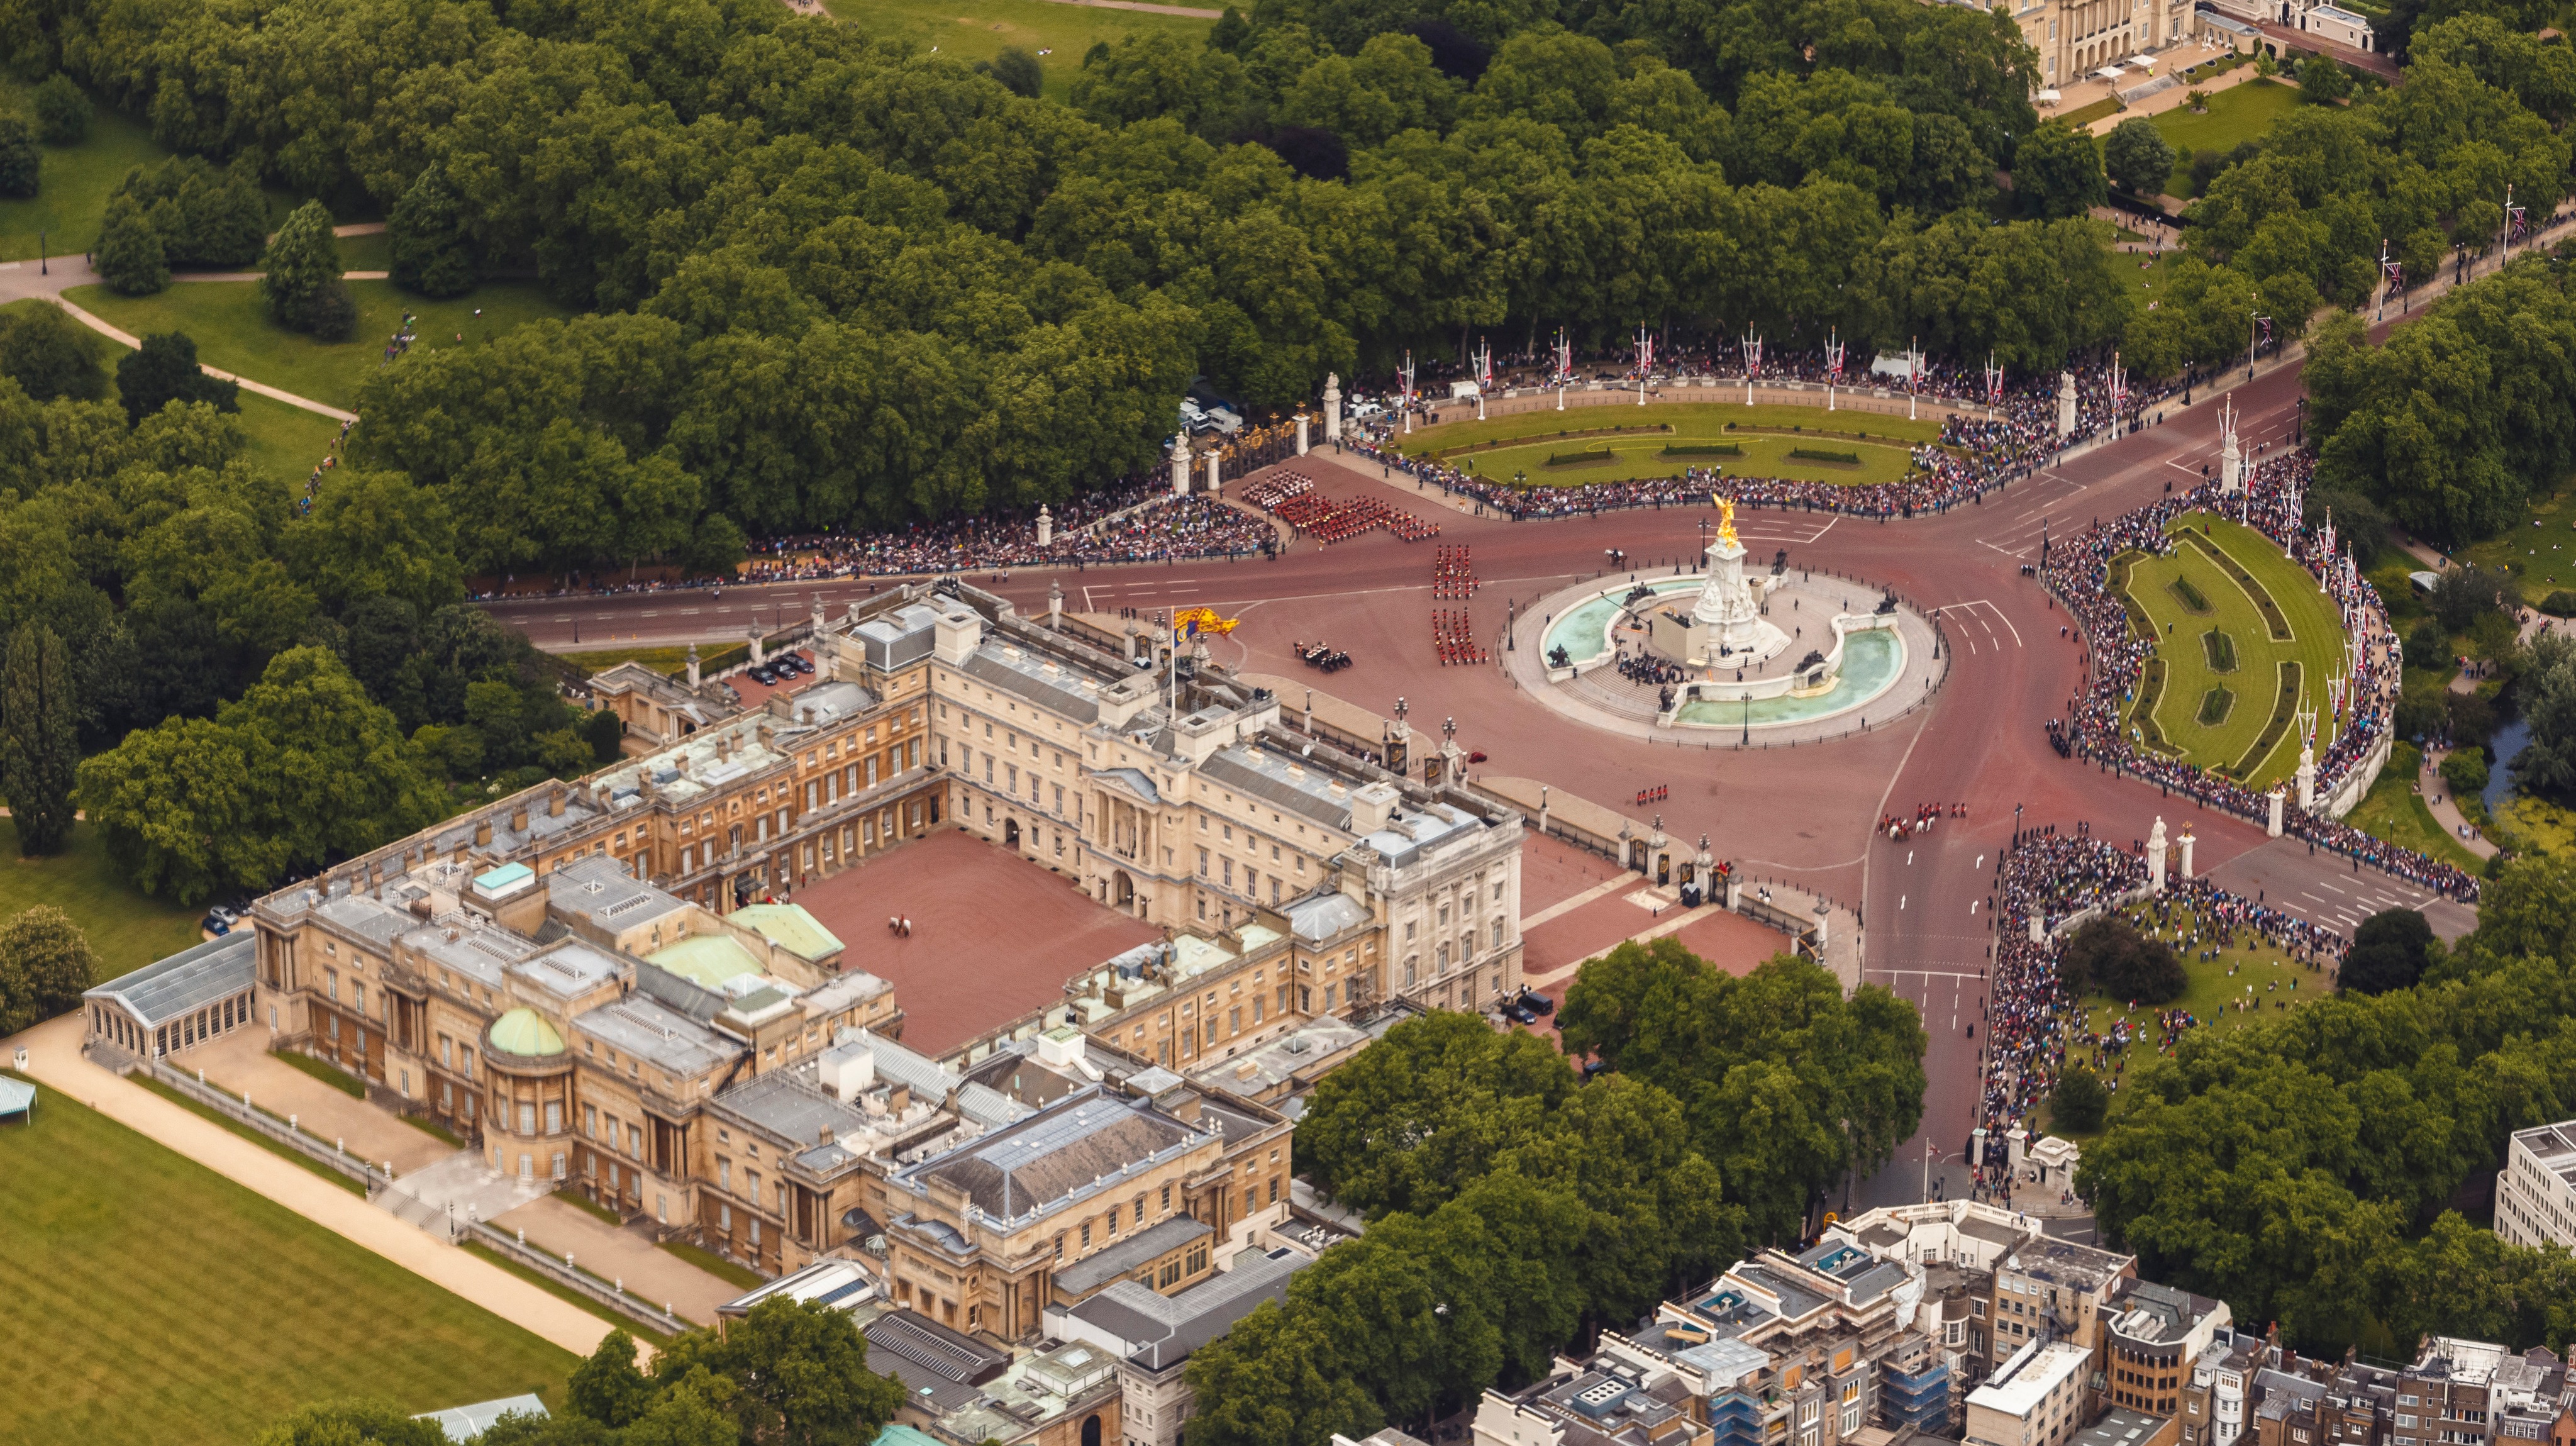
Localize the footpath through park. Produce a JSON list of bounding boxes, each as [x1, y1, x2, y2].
[[4, 1012, 631, 1360]]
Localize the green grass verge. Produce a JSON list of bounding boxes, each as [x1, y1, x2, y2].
[[2454, 478, 2576, 608], [2068, 901, 2329, 1045], [63, 278, 576, 411], [405, 1113, 467, 1147], [816, 0, 1213, 101], [659, 1238, 765, 1290], [460, 1242, 676, 1347], [2154, 77, 2298, 196], [2346, 742, 2489, 873], [233, 389, 345, 483], [0, 83, 172, 263], [555, 645, 699, 675], [0, 1072, 574, 1445], [1416, 404, 1933, 488], [270, 1048, 369, 1099], [0, 818, 205, 982], [2053, 96, 2121, 130], [2123, 512, 2350, 786], [555, 1187, 625, 1226], [131, 1074, 366, 1196]]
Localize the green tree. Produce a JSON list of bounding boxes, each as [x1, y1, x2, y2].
[[96, 193, 169, 295], [253, 1399, 447, 1446], [32, 73, 89, 145], [280, 469, 465, 616], [2103, 115, 2176, 195], [1292, 1009, 1573, 1217], [2343, 908, 2434, 994], [649, 1298, 906, 1446], [567, 1328, 655, 1428], [0, 302, 106, 402], [0, 904, 98, 1035], [987, 47, 1044, 99], [2053, 1067, 2109, 1133], [2064, 915, 2187, 1003], [0, 621, 78, 855], [583, 706, 625, 763], [0, 114, 35, 199], [387, 165, 478, 299], [262, 199, 355, 340], [116, 331, 238, 426], [2298, 55, 2353, 104], [2013, 122, 2107, 218], [1182, 1301, 1381, 1446]]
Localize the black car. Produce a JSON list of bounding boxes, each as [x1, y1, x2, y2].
[[1520, 991, 1555, 1016], [787, 654, 816, 674], [201, 913, 231, 935], [749, 665, 777, 684], [1504, 1003, 1539, 1025]]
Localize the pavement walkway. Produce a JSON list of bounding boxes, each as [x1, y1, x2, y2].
[[6, 1013, 628, 1360], [0, 253, 360, 422], [492, 1196, 743, 1325], [169, 1028, 454, 1176], [2420, 748, 2501, 859]]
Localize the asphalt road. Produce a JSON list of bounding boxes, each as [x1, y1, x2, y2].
[[484, 354, 2470, 1223]]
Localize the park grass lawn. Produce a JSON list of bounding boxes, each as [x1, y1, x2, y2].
[[2121, 511, 2353, 787], [0, 1074, 575, 1446], [2068, 899, 2329, 1048], [557, 645, 698, 676], [660, 1239, 765, 1290], [0, 83, 170, 264], [2345, 742, 2488, 874], [336, 230, 392, 273], [819, 0, 1212, 99], [2154, 79, 2301, 196], [2051, 96, 2121, 130], [131, 1075, 367, 1196], [2453, 477, 2576, 608], [0, 820, 204, 982], [1402, 402, 1938, 488], [235, 389, 344, 480], [63, 278, 576, 411]]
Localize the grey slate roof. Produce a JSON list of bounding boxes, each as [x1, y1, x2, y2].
[[1052, 1215, 1214, 1296], [85, 932, 256, 1028], [572, 994, 736, 1077], [1063, 1247, 1310, 1370], [548, 855, 687, 936], [901, 1087, 1199, 1223]]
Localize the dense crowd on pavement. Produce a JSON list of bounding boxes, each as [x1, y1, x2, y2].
[[1967, 828, 2355, 1200], [2041, 452, 2479, 901], [1342, 359, 2170, 523]]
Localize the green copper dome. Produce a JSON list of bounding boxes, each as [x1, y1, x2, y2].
[[489, 1008, 566, 1058]]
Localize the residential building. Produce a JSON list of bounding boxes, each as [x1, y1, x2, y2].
[[2106, 1283, 2233, 1418], [2496, 1121, 2576, 1252], [863, 1306, 1123, 1446], [2074, 1408, 2183, 1446], [1968, 1341, 2095, 1446]]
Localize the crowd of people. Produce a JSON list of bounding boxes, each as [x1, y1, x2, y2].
[[294, 416, 358, 517], [2042, 452, 2479, 901]]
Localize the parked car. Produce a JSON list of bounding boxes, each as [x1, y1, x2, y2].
[[201, 913, 231, 935], [786, 654, 814, 675], [1504, 1003, 1539, 1025], [1521, 991, 1555, 1015], [749, 664, 777, 684]]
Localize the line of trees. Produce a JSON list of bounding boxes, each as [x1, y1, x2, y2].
[[1186, 948, 1924, 1446], [2078, 854, 2576, 1356]]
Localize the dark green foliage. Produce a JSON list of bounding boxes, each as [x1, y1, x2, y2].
[[31, 73, 89, 145], [2304, 487, 2389, 569], [2408, 618, 2450, 666], [2514, 633, 2576, 799], [111, 157, 267, 269], [582, 705, 624, 764], [94, 194, 168, 295], [0, 114, 38, 198], [251, 1398, 448, 1446], [262, 200, 347, 337], [387, 165, 478, 298], [0, 303, 106, 402], [2103, 114, 2175, 195], [2431, 565, 2511, 631], [0, 904, 97, 1035], [2543, 591, 2576, 618], [115, 331, 237, 426], [2079, 855, 2576, 1353], [2297, 55, 2353, 104], [984, 46, 1044, 99], [2013, 123, 2107, 218], [2439, 748, 2487, 798], [2343, 908, 2433, 994], [0, 621, 77, 855], [2064, 915, 2187, 1004], [2053, 1067, 2108, 1133]]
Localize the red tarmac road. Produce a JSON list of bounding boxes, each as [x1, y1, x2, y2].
[[487, 358, 2468, 1211]]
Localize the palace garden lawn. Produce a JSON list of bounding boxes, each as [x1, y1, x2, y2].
[[0, 1076, 575, 1446], [2119, 511, 2354, 787]]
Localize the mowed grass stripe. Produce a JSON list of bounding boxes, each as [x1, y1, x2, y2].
[[0, 1076, 574, 1446], [2123, 513, 2351, 787]]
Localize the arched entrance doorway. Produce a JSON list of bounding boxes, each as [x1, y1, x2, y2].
[[1004, 819, 1021, 847], [1082, 1416, 1102, 1446], [1113, 871, 1134, 908]]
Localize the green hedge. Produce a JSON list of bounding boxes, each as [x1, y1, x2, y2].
[[1545, 446, 1615, 467], [1789, 447, 1862, 465], [2202, 626, 2236, 672], [2197, 687, 2235, 726], [2171, 575, 2212, 613], [1661, 442, 1743, 457]]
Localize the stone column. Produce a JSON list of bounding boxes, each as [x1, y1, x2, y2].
[[2146, 817, 2168, 894], [1206, 450, 1222, 494], [2267, 786, 2285, 838], [686, 643, 701, 688], [2029, 913, 2046, 943], [1036, 505, 1053, 547], [1295, 414, 1310, 455], [2296, 746, 2317, 811], [2057, 371, 2079, 439], [1170, 435, 1191, 497], [810, 592, 826, 635], [1536, 784, 1550, 834], [748, 625, 765, 667], [2219, 428, 2243, 494], [2179, 826, 2195, 879], [1812, 899, 1830, 950], [1322, 374, 1342, 441], [1048, 581, 1063, 630]]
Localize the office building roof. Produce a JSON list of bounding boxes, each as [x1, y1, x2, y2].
[[572, 994, 736, 1077], [2071, 1408, 2169, 1446], [548, 855, 688, 936], [1052, 1215, 1215, 1297], [1970, 1341, 2090, 1416], [1060, 1247, 1312, 1371]]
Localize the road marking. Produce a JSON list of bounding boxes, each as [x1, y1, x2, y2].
[[1519, 874, 1645, 931]]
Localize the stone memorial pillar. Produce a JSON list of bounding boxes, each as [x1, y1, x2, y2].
[[2146, 817, 2168, 894], [1295, 414, 1310, 455], [2267, 786, 2285, 838], [2056, 370, 2078, 440], [1036, 505, 1053, 547], [686, 643, 701, 688], [2179, 826, 2195, 879], [1322, 374, 1342, 441]]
